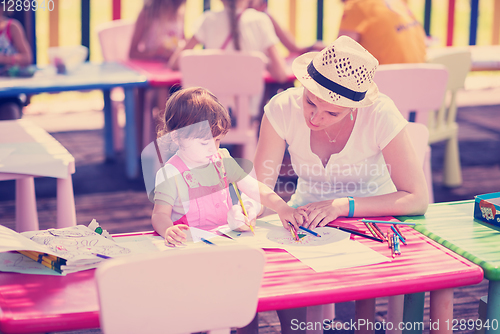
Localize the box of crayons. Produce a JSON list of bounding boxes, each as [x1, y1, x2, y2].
[[474, 192, 500, 227]]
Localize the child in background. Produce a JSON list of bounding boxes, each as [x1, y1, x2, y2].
[[0, 7, 33, 120], [168, 0, 289, 84], [129, 0, 186, 61], [248, 0, 325, 55], [151, 87, 298, 246]]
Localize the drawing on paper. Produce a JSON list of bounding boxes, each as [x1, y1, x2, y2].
[[266, 227, 348, 246], [28, 228, 131, 259]]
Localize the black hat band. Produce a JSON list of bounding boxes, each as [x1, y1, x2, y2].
[[307, 62, 367, 102]]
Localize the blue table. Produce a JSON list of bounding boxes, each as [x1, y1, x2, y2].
[[0, 62, 148, 179]]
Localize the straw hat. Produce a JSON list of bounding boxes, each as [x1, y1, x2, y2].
[[292, 36, 379, 108]]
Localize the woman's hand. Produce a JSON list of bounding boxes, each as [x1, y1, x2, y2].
[[299, 199, 346, 229], [227, 203, 257, 232], [276, 205, 308, 231], [164, 224, 189, 247]]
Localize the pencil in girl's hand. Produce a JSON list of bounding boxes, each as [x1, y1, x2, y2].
[[232, 182, 255, 235]]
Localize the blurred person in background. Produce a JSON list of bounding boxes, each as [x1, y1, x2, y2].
[[0, 6, 33, 120], [338, 0, 427, 64]]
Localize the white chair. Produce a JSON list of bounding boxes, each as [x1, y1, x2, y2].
[[179, 49, 265, 161], [426, 48, 472, 187], [96, 245, 265, 334], [374, 63, 449, 204], [96, 19, 136, 152]]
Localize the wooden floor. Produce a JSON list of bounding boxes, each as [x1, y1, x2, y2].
[[0, 89, 499, 333]]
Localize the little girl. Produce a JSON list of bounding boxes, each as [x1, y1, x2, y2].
[[151, 87, 297, 246], [129, 0, 186, 61]]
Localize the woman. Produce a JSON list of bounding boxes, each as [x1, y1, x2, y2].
[[168, 0, 289, 84], [255, 35, 428, 231]]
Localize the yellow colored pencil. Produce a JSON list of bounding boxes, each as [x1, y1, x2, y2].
[[232, 182, 255, 235], [18, 251, 63, 274]]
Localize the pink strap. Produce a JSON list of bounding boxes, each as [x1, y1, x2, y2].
[[220, 12, 243, 50], [5, 20, 12, 41]]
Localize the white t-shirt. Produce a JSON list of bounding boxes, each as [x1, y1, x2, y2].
[[194, 8, 279, 54], [264, 86, 408, 207]]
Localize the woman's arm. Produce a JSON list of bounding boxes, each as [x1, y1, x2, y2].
[[167, 35, 199, 70], [254, 114, 287, 190], [303, 127, 429, 228], [265, 44, 290, 83]]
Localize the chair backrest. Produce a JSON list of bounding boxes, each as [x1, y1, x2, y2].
[[426, 48, 471, 140], [179, 49, 266, 160], [180, 49, 265, 132], [373, 63, 449, 125], [96, 19, 135, 62], [96, 245, 265, 334]]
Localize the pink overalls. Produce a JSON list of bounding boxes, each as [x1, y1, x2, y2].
[[168, 153, 232, 230]]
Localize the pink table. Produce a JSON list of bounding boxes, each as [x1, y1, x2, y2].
[[0, 218, 483, 334], [122, 59, 296, 86], [0, 120, 76, 232]]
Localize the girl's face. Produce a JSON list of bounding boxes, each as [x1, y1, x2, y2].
[[302, 89, 352, 131], [177, 134, 223, 166]]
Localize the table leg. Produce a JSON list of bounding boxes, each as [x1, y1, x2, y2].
[[56, 176, 77, 228], [486, 280, 500, 334], [306, 305, 325, 334], [102, 88, 115, 161], [15, 177, 39, 232], [387, 295, 404, 334], [124, 87, 139, 179], [402, 292, 425, 334], [429, 288, 453, 334], [355, 298, 375, 334]]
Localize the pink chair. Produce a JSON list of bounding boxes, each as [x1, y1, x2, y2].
[[374, 63, 449, 204], [96, 19, 136, 152], [96, 245, 265, 334], [179, 49, 265, 161]]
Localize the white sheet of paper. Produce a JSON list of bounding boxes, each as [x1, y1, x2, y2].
[[219, 214, 390, 272]]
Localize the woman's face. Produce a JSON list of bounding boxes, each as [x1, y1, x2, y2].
[[302, 89, 352, 131]]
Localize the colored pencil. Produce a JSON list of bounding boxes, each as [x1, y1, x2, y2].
[[299, 226, 321, 237], [288, 222, 299, 241], [390, 226, 407, 245], [393, 225, 407, 243], [393, 234, 401, 255], [18, 251, 64, 274], [326, 225, 384, 243], [364, 222, 379, 238], [232, 182, 255, 235], [201, 238, 216, 246], [371, 223, 387, 241], [360, 219, 415, 226]]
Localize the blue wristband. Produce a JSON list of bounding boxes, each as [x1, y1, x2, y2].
[[347, 196, 355, 218]]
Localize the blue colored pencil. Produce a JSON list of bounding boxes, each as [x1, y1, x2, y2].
[[299, 226, 321, 237], [201, 238, 216, 246], [360, 219, 416, 226], [390, 226, 407, 245]]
